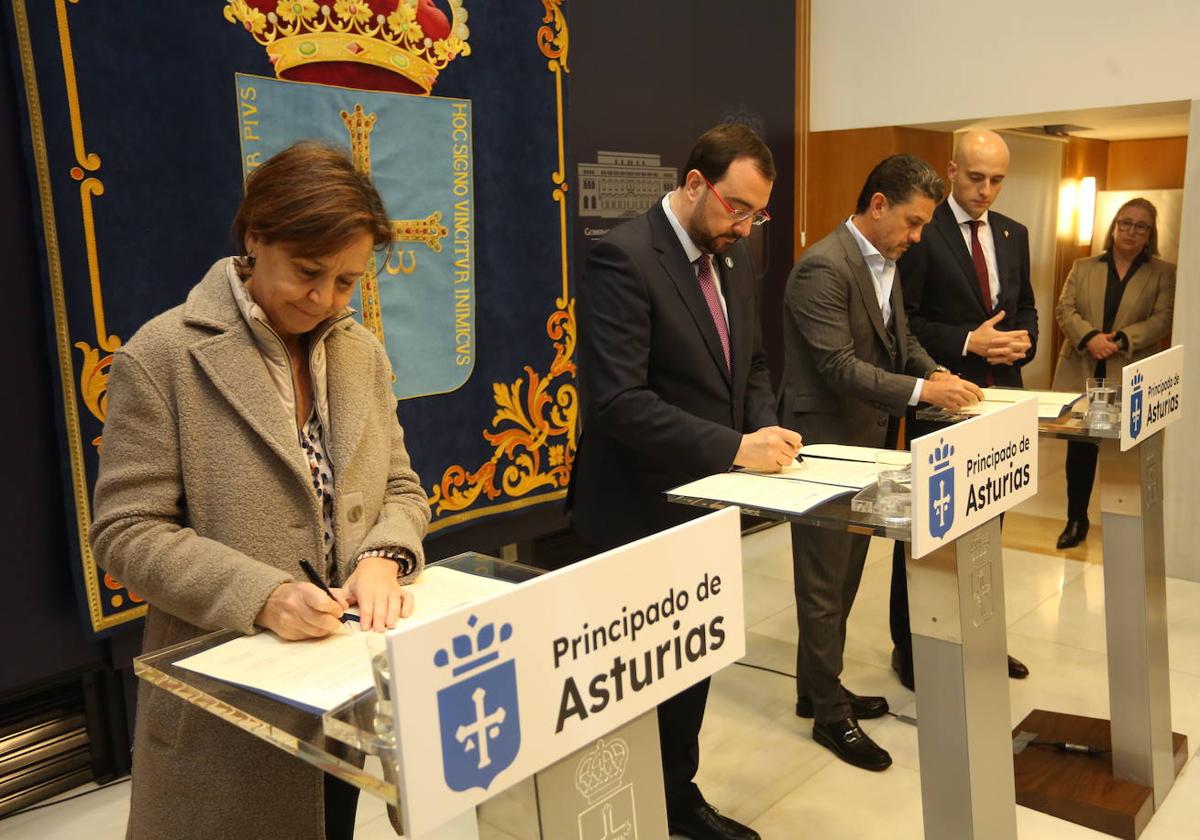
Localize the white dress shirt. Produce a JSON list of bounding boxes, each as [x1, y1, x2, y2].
[[844, 218, 923, 406], [662, 194, 729, 323]]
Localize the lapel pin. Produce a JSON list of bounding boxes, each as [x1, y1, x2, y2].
[[1003, 229, 1010, 239], [724, 256, 734, 269]]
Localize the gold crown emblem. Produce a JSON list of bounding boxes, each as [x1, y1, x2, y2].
[[574, 738, 629, 802], [224, 0, 471, 95]]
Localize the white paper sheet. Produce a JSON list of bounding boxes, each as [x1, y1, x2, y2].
[[669, 471, 854, 517], [746, 456, 899, 489], [956, 388, 1082, 420], [174, 566, 516, 713], [794, 444, 912, 465]]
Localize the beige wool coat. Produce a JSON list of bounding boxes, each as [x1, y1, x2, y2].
[[1051, 254, 1176, 390], [91, 259, 430, 839]]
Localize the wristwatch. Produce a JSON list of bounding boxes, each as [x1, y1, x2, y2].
[[929, 365, 951, 376]]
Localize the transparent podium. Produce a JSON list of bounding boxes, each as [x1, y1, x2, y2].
[[919, 399, 1186, 838], [134, 553, 670, 838], [667, 488, 1015, 840]]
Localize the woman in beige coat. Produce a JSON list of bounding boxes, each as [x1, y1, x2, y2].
[[91, 142, 431, 839], [1050, 197, 1175, 549]]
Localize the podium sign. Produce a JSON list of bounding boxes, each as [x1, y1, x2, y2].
[[1121, 345, 1184, 452], [911, 398, 1039, 558], [387, 508, 745, 836]]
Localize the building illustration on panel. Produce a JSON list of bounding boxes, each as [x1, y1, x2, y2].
[[578, 152, 677, 218]]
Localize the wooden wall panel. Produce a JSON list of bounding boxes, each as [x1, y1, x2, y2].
[[1107, 136, 1188, 190], [805, 126, 951, 252]]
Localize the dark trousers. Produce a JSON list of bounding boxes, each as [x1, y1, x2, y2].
[[792, 523, 871, 722], [1065, 440, 1099, 521], [324, 772, 361, 840], [660, 677, 711, 817], [576, 534, 710, 817], [889, 540, 913, 673]]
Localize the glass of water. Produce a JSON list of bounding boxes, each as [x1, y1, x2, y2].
[[1085, 377, 1120, 430]]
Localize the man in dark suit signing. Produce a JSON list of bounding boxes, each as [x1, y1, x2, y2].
[[571, 124, 800, 840], [890, 129, 1038, 689], [778, 155, 981, 771]]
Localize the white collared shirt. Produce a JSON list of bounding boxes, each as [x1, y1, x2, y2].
[[844, 217, 896, 325], [844, 217, 923, 406], [661, 193, 729, 323], [947, 193, 1000, 309]]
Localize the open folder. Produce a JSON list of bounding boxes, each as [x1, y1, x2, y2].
[[174, 566, 516, 714]]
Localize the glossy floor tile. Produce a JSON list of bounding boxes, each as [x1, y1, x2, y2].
[[4, 504, 1199, 839]]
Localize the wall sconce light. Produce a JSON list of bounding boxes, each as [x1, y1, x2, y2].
[[1076, 176, 1097, 247], [1057, 180, 1078, 239]]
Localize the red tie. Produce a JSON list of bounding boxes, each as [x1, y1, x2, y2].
[[967, 220, 995, 385], [696, 255, 731, 372], [967, 220, 992, 313]]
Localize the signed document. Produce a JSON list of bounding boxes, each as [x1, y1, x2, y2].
[[668, 472, 854, 518], [956, 388, 1082, 420], [175, 567, 515, 713]]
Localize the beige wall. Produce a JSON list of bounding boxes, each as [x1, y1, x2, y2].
[[811, 0, 1200, 132]]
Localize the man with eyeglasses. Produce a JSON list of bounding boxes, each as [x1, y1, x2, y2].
[[777, 155, 982, 772], [890, 130, 1038, 691], [571, 123, 798, 840]]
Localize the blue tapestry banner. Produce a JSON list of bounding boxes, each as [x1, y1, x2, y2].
[[237, 74, 475, 399], [6, 0, 573, 635]]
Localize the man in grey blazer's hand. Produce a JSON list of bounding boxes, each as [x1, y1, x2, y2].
[[777, 155, 981, 772]]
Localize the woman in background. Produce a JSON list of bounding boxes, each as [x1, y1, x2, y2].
[[92, 141, 429, 839], [1051, 197, 1175, 549]]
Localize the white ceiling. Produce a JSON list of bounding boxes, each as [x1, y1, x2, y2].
[[908, 100, 1190, 141]]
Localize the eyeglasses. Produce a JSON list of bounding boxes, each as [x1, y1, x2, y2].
[[701, 174, 771, 226], [1116, 218, 1152, 235]]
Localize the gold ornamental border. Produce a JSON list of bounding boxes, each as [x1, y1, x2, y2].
[[12, 0, 144, 631], [425, 0, 575, 532]]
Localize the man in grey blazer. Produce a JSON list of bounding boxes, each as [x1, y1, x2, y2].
[[777, 155, 982, 771]]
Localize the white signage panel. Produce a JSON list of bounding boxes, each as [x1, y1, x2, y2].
[[386, 508, 745, 836], [911, 398, 1039, 559], [1120, 345, 1184, 451]]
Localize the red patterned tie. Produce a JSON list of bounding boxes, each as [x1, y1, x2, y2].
[[967, 220, 992, 313], [696, 254, 731, 372]]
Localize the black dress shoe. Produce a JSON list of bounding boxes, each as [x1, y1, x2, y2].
[[1056, 519, 1089, 549], [1007, 655, 1029, 679], [812, 717, 892, 771], [796, 690, 889, 720], [668, 802, 760, 840], [891, 648, 915, 691]]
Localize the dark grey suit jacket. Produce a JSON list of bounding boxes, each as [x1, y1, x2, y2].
[[899, 200, 1037, 387], [570, 201, 778, 549], [777, 223, 937, 447]]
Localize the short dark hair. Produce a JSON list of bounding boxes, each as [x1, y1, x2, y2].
[[681, 123, 776, 186], [232, 140, 392, 260], [1103, 197, 1160, 256], [854, 154, 945, 214]]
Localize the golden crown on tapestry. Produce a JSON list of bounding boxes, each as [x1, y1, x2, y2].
[[224, 0, 471, 95]]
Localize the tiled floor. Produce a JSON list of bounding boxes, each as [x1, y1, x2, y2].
[[3, 437, 1197, 838]]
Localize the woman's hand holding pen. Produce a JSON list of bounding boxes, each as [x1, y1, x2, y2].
[[343, 556, 416, 632], [255, 581, 349, 640]]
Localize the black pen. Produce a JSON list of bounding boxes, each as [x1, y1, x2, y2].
[[298, 558, 337, 602]]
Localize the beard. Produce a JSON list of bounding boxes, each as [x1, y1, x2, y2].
[[684, 192, 741, 254]]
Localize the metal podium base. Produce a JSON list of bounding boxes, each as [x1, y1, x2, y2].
[[1011, 708, 1188, 839], [907, 516, 1017, 840]]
